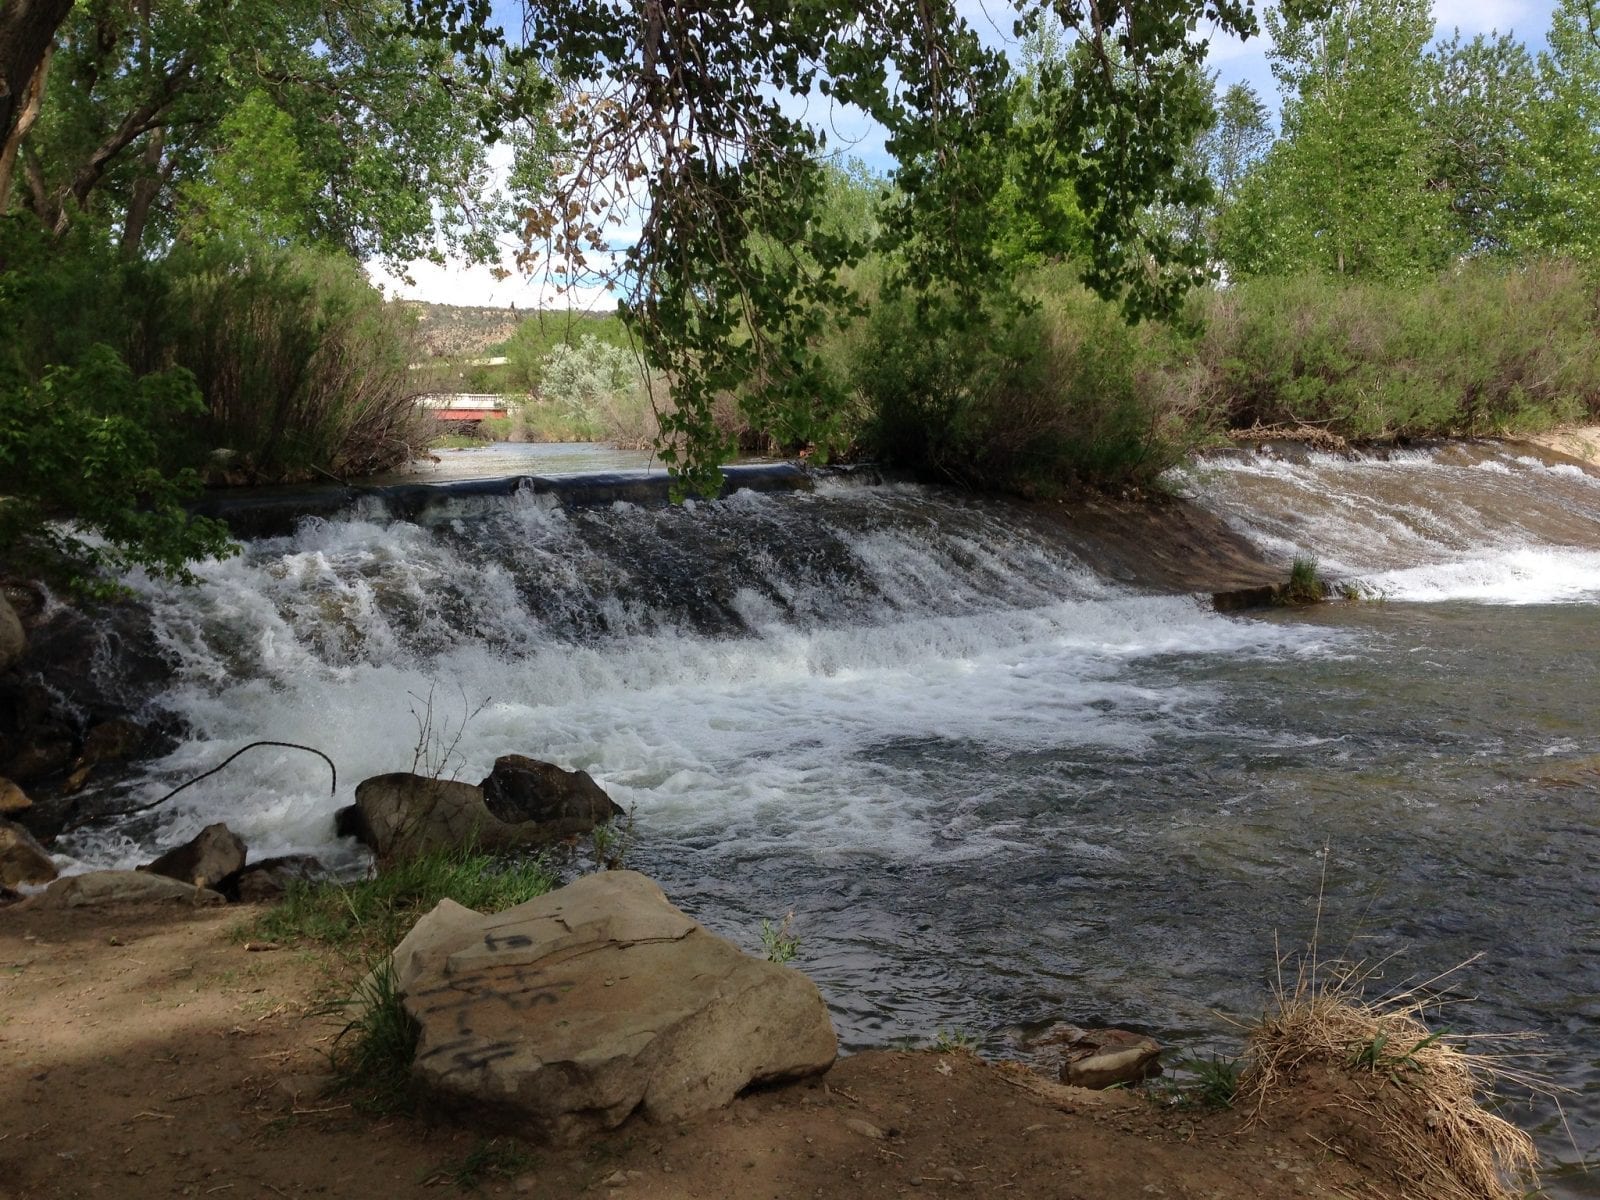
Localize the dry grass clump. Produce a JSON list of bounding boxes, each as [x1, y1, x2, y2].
[[1239, 947, 1553, 1200]]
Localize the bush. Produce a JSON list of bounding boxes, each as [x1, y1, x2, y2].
[[0, 217, 237, 593], [1198, 261, 1600, 438], [160, 245, 431, 479], [853, 274, 1206, 495]]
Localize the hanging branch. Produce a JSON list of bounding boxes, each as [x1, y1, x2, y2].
[[74, 740, 338, 828]]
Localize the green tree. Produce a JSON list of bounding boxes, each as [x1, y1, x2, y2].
[[6, 0, 552, 266], [1219, 0, 1450, 279], [1424, 31, 1538, 256], [178, 90, 318, 248], [1203, 82, 1274, 216], [1516, 0, 1600, 259]]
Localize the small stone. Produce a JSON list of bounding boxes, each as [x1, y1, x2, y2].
[[0, 817, 58, 886], [0, 777, 31, 814], [844, 1118, 888, 1141]]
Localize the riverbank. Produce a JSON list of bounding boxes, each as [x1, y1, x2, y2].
[[0, 899, 1471, 1200], [1519, 424, 1600, 469]]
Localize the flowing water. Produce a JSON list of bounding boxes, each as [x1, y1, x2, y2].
[[57, 442, 1600, 1191]]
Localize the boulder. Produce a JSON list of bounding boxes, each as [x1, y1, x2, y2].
[[79, 718, 148, 766], [140, 822, 248, 890], [399, 871, 837, 1140], [0, 776, 31, 814], [26, 869, 225, 909], [234, 854, 327, 903], [347, 772, 598, 861], [0, 816, 58, 886], [479, 755, 623, 828], [0, 595, 23, 673], [1050, 1027, 1164, 1089]]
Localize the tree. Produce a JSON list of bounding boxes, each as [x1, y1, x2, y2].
[[1219, 0, 1451, 279], [6, 0, 553, 266], [1203, 82, 1274, 213], [1423, 32, 1538, 257], [1516, 0, 1600, 259]]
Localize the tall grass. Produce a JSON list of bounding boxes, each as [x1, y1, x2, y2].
[[160, 245, 431, 479], [1198, 260, 1600, 438]]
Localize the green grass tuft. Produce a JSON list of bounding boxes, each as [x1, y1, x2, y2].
[[324, 958, 419, 1113], [249, 846, 557, 961], [423, 1138, 536, 1191]]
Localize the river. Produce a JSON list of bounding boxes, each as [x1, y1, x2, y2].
[[54, 440, 1600, 1192]]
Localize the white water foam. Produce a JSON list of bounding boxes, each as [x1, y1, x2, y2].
[[63, 486, 1347, 871], [1179, 445, 1600, 604]]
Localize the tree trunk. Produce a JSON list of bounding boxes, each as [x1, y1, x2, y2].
[[0, 43, 52, 212], [119, 125, 166, 256], [0, 0, 75, 152]]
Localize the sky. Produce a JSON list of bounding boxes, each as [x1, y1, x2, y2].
[[370, 0, 1560, 310]]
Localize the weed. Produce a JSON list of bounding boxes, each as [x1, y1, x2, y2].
[[324, 958, 419, 1114], [931, 1029, 979, 1053], [588, 805, 637, 872], [760, 911, 801, 964], [1168, 1053, 1242, 1109], [250, 845, 556, 960], [423, 1138, 536, 1191], [408, 683, 489, 783], [1278, 556, 1328, 605]]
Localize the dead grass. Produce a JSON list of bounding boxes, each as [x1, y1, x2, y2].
[[1239, 940, 1558, 1200]]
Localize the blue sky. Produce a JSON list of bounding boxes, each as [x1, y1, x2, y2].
[[375, 0, 1562, 308]]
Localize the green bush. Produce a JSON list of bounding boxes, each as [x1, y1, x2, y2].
[[160, 245, 431, 479], [853, 275, 1206, 495], [1199, 261, 1600, 437]]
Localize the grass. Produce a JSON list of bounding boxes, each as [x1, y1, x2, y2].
[[760, 911, 801, 964], [1239, 944, 1554, 1200], [324, 958, 419, 1113], [422, 1138, 536, 1191], [931, 1029, 979, 1053], [1159, 1053, 1243, 1110], [247, 845, 557, 961], [1278, 555, 1328, 606]]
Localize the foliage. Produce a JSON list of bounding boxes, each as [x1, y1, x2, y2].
[[1158, 1053, 1242, 1109], [250, 846, 557, 960], [407, 0, 1260, 495], [760, 912, 801, 964], [1514, 0, 1600, 261], [502, 311, 632, 395], [159, 245, 430, 480], [539, 336, 640, 426], [9, 0, 553, 267], [931, 1029, 979, 1053], [1220, 0, 1450, 281], [0, 218, 236, 593], [1195, 262, 1600, 437]]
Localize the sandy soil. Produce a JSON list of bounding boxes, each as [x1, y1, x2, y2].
[[0, 901, 1450, 1200], [1517, 425, 1600, 468]]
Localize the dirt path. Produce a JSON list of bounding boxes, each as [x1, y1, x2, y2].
[[0, 902, 1412, 1200]]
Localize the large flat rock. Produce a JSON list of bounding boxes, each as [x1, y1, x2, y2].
[[400, 871, 837, 1140]]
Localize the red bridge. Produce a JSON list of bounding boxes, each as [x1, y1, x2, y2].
[[417, 393, 513, 424]]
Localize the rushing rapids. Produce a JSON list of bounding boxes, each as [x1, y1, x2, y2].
[[52, 440, 1600, 1190]]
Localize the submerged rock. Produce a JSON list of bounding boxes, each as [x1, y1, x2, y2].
[[26, 869, 225, 908], [0, 816, 58, 886], [398, 870, 837, 1140], [0, 776, 31, 814], [0, 595, 23, 672], [141, 822, 247, 891]]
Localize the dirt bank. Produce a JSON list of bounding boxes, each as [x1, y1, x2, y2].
[[1516, 425, 1600, 469], [0, 900, 1497, 1200]]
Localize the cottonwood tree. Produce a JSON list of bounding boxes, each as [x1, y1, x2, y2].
[[1219, 0, 1450, 279], [1516, 0, 1600, 259]]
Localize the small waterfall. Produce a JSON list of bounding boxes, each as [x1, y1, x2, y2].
[[1177, 442, 1600, 603]]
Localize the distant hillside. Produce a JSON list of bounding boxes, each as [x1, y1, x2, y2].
[[402, 302, 521, 359]]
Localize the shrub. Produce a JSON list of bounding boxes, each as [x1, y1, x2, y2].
[[854, 275, 1206, 495], [1199, 261, 1600, 438], [160, 245, 432, 479]]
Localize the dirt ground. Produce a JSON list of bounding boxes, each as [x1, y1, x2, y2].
[[1518, 425, 1600, 469], [0, 901, 1446, 1200]]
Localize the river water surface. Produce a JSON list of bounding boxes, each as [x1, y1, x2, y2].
[[57, 441, 1600, 1192]]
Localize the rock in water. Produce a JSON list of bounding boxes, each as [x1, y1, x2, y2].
[[347, 771, 618, 860], [0, 595, 24, 673], [479, 754, 623, 827], [26, 870, 225, 908], [234, 855, 326, 903], [141, 822, 247, 890], [1054, 1027, 1164, 1089], [400, 871, 838, 1140], [0, 776, 32, 814], [0, 816, 57, 886]]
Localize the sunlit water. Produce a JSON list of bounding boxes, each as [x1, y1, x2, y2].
[[56, 443, 1600, 1192]]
